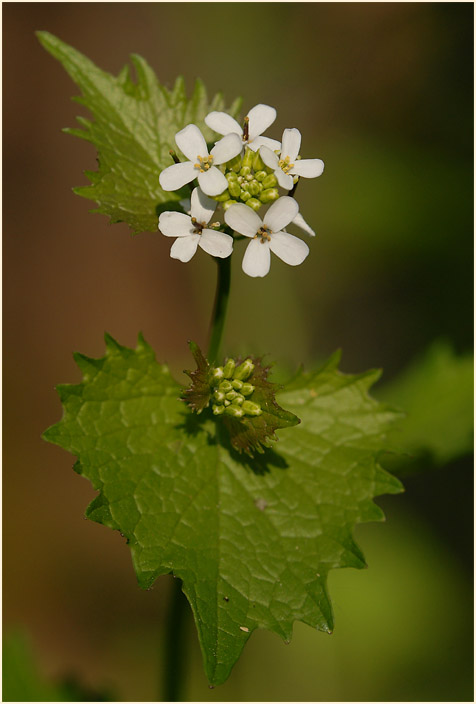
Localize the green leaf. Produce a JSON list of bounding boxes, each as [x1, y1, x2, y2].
[[36, 32, 242, 233], [44, 336, 402, 685], [378, 341, 473, 469]]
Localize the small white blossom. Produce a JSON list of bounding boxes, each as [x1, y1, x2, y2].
[[159, 188, 233, 262], [159, 124, 242, 197], [224, 197, 309, 278], [260, 128, 324, 190], [205, 104, 281, 153]]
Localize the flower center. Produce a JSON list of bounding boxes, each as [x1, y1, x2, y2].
[[195, 155, 213, 172], [255, 225, 271, 243], [278, 155, 294, 174], [191, 217, 206, 234]]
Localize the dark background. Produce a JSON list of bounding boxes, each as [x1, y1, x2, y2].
[[3, 3, 473, 701]]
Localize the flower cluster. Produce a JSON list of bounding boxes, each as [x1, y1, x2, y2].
[[209, 357, 262, 418], [158, 104, 324, 277]]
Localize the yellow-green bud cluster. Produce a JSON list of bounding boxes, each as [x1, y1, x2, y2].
[[210, 357, 262, 418], [214, 148, 280, 212]]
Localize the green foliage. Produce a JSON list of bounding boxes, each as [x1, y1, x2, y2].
[[44, 335, 402, 685], [2, 631, 111, 702], [36, 32, 241, 233], [378, 341, 473, 471]]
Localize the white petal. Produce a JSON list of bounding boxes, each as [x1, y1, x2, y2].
[[259, 146, 279, 171], [210, 133, 243, 164], [158, 211, 193, 237], [197, 167, 228, 196], [170, 235, 200, 262], [263, 196, 299, 232], [175, 124, 208, 161], [275, 168, 294, 190], [199, 230, 234, 258], [190, 187, 216, 224], [159, 161, 197, 191], [292, 212, 316, 237], [205, 111, 242, 137], [269, 231, 309, 266], [290, 159, 324, 178], [247, 104, 277, 142], [248, 136, 282, 152], [281, 128, 301, 162], [242, 238, 271, 277], [224, 203, 262, 238]]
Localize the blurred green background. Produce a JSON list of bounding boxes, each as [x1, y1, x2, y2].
[[3, 3, 473, 701]]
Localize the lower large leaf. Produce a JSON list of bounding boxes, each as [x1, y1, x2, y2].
[[44, 335, 402, 685]]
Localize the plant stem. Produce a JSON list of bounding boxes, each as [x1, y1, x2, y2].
[[162, 576, 189, 702], [207, 254, 232, 364]]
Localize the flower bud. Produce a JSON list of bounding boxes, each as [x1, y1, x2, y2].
[[234, 359, 254, 380], [212, 404, 225, 415], [223, 199, 238, 211], [228, 180, 241, 198], [254, 170, 267, 182], [219, 380, 233, 392], [226, 171, 239, 184], [226, 154, 243, 173], [211, 367, 224, 381], [240, 190, 251, 202], [213, 189, 231, 202], [262, 173, 278, 189], [223, 399, 231, 407], [213, 390, 226, 403], [240, 165, 251, 177], [231, 379, 243, 390], [246, 198, 261, 211], [242, 400, 262, 416], [252, 151, 266, 172], [248, 180, 260, 196], [225, 390, 238, 401], [225, 404, 245, 418], [260, 188, 279, 203], [242, 148, 254, 169], [223, 359, 236, 378], [234, 394, 245, 405], [241, 383, 255, 396]]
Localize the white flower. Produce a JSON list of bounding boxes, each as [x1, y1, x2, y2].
[[260, 128, 324, 190], [159, 188, 233, 262], [205, 104, 281, 153], [224, 197, 309, 277], [159, 124, 242, 197]]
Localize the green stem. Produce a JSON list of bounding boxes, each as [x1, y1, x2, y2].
[[162, 577, 189, 702], [207, 254, 232, 364]]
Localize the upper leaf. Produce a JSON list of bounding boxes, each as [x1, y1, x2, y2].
[[37, 32, 242, 233], [44, 336, 402, 685]]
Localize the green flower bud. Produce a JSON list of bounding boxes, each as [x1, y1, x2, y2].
[[214, 189, 231, 202], [213, 390, 226, 403], [246, 198, 261, 211], [228, 180, 241, 198], [219, 380, 233, 392], [226, 154, 242, 173], [245, 173, 254, 182], [212, 404, 225, 415], [223, 359, 236, 378], [252, 151, 265, 172], [242, 148, 254, 169], [240, 166, 251, 178], [240, 190, 251, 202], [234, 394, 245, 405], [223, 199, 238, 211], [262, 173, 278, 189], [260, 188, 279, 203], [231, 379, 243, 390], [225, 390, 238, 401], [241, 382, 255, 396], [234, 359, 255, 380], [255, 170, 267, 182], [225, 404, 245, 418], [211, 366, 224, 381], [223, 399, 231, 407], [248, 180, 260, 196], [226, 171, 239, 183], [242, 400, 262, 416]]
